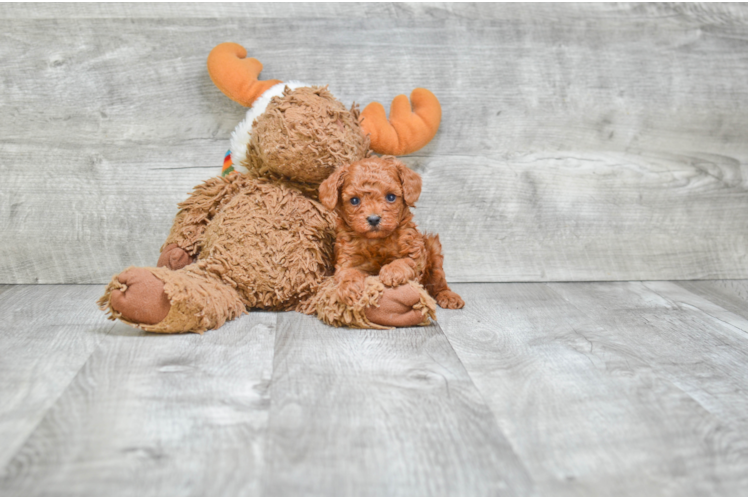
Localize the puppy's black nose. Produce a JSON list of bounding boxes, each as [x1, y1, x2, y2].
[[367, 215, 381, 227]]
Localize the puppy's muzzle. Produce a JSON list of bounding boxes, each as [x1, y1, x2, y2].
[[367, 215, 381, 227]]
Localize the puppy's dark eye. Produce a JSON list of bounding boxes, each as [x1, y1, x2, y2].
[[386, 193, 396, 202], [350, 197, 360, 206]]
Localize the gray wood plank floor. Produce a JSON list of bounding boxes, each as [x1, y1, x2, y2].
[[438, 281, 748, 495], [1, 281, 747, 495], [262, 313, 530, 496]]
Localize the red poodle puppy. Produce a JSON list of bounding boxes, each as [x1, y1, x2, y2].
[[319, 156, 464, 312]]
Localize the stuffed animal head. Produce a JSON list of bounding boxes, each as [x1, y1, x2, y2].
[[241, 85, 369, 186], [208, 43, 442, 192]]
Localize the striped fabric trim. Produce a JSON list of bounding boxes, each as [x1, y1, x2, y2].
[[221, 150, 234, 176]]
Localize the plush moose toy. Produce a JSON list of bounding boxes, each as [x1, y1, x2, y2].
[[98, 42, 443, 333]]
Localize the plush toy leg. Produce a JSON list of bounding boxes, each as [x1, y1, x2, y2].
[[300, 276, 436, 329], [364, 284, 436, 327], [98, 265, 245, 334]]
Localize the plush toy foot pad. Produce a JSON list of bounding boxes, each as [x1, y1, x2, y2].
[[364, 284, 428, 327], [109, 268, 171, 325], [157, 244, 193, 271]]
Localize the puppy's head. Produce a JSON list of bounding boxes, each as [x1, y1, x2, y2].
[[319, 156, 422, 238]]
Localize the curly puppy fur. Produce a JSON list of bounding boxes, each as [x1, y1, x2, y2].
[[318, 156, 464, 310]]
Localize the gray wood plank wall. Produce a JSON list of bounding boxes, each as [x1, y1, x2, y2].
[[2, 3, 747, 283]]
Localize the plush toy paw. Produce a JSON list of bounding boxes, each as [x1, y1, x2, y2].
[[365, 284, 427, 327], [379, 260, 415, 287], [157, 244, 193, 270], [110, 268, 171, 325], [436, 290, 464, 309]]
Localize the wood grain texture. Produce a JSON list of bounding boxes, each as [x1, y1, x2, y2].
[[0, 310, 276, 496], [676, 280, 748, 320], [2, 3, 745, 23], [546, 281, 748, 492], [546, 281, 748, 411], [438, 282, 748, 495], [642, 280, 748, 337], [0, 142, 218, 284], [412, 152, 748, 281], [260, 312, 532, 496], [0, 286, 109, 469], [2, 3, 748, 283], [2, 281, 748, 494]]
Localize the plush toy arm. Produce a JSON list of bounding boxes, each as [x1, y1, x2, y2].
[[296, 276, 436, 329], [298, 276, 436, 329], [207, 43, 283, 107], [360, 88, 442, 156], [160, 173, 249, 258]]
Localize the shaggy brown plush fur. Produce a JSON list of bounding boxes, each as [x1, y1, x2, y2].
[[99, 174, 335, 332], [243, 86, 370, 198], [301, 275, 435, 329], [156, 173, 336, 307], [98, 84, 440, 334], [98, 171, 437, 333], [319, 156, 464, 310], [99, 265, 245, 334], [162, 173, 336, 310]]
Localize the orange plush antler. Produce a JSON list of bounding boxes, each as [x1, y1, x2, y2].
[[360, 88, 442, 156], [207, 43, 283, 107]]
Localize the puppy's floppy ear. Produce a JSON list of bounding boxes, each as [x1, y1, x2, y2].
[[319, 165, 347, 210], [391, 158, 422, 206]]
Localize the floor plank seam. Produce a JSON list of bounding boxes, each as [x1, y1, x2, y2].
[[546, 281, 748, 431], [256, 311, 280, 497], [641, 282, 748, 336], [431, 319, 535, 490], [0, 319, 118, 480]]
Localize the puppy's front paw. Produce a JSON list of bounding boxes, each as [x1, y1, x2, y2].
[[336, 269, 366, 306], [379, 261, 414, 287], [436, 290, 464, 309], [338, 279, 365, 306]]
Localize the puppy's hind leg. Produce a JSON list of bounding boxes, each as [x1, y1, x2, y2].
[[422, 234, 464, 309]]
